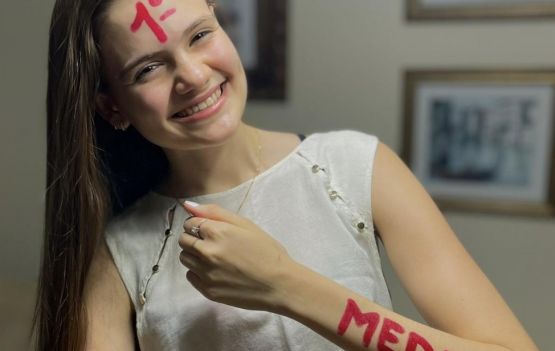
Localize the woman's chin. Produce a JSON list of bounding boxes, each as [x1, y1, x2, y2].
[[198, 113, 243, 145]]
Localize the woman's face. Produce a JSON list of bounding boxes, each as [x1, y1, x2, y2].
[[97, 0, 247, 150]]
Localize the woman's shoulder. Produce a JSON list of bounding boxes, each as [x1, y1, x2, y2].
[[298, 130, 380, 161], [305, 129, 378, 144]]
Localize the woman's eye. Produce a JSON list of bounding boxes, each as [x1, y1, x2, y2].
[[191, 30, 211, 44], [135, 64, 159, 82]]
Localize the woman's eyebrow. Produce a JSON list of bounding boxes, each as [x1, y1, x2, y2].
[[119, 52, 160, 80], [118, 14, 215, 80]]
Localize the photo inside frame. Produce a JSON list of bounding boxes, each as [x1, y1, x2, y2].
[[411, 83, 554, 203]]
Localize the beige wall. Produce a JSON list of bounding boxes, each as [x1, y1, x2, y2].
[[1, 1, 50, 349], [1, 0, 553, 350]]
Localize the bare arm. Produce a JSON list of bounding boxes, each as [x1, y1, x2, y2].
[[371, 142, 537, 349], [83, 240, 136, 350], [177, 142, 539, 351], [270, 142, 539, 350]]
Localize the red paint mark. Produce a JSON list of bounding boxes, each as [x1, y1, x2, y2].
[[337, 298, 438, 350], [406, 332, 434, 351], [337, 298, 380, 347], [160, 8, 176, 21], [149, 0, 163, 6], [130, 1, 168, 43], [377, 318, 405, 351]]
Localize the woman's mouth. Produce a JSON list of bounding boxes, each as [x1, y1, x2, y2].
[[172, 83, 225, 119]]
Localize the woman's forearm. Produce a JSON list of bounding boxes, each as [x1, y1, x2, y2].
[[179, 203, 537, 351], [273, 261, 537, 351]]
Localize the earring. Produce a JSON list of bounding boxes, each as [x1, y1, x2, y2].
[[113, 121, 130, 131]]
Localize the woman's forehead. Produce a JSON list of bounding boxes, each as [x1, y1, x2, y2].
[[104, 0, 209, 35], [100, 0, 211, 61]]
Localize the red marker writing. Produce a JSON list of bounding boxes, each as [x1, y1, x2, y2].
[[337, 298, 439, 350], [130, 0, 176, 43]]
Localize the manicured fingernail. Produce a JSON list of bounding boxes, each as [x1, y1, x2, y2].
[[185, 200, 200, 207]]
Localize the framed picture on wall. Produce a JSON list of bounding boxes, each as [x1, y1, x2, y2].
[[407, 0, 555, 20], [403, 69, 555, 216], [216, 0, 287, 100]]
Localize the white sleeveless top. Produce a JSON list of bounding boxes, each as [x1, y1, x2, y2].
[[105, 130, 392, 350]]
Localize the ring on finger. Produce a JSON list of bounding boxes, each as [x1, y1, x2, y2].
[[190, 218, 208, 239]]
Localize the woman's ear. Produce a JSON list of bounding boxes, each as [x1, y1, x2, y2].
[[95, 93, 131, 131]]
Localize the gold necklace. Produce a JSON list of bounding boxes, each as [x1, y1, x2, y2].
[[175, 128, 263, 214], [235, 128, 262, 213]]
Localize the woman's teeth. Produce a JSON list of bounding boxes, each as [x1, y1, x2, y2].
[[174, 87, 223, 118]]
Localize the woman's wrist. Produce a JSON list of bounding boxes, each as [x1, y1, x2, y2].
[[269, 258, 345, 321], [267, 257, 311, 316]]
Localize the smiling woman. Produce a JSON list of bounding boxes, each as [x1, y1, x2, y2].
[[95, 0, 247, 152], [34, 0, 540, 350]]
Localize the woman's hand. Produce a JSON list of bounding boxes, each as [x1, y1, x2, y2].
[[178, 201, 295, 312]]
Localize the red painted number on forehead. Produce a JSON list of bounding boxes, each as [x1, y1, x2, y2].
[[130, 1, 176, 43], [160, 8, 176, 21]]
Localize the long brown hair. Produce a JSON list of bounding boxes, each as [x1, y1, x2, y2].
[[34, 0, 215, 349], [33, 0, 115, 349]]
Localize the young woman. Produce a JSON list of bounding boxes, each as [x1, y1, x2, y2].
[[34, 0, 539, 350]]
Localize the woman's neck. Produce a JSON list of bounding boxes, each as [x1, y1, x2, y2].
[[157, 124, 263, 198]]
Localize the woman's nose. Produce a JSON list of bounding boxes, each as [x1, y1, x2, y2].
[[173, 56, 210, 95]]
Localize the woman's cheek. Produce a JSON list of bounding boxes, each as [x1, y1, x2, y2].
[[209, 34, 244, 75], [134, 82, 172, 116]]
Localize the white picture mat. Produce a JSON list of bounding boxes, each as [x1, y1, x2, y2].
[[412, 83, 554, 202]]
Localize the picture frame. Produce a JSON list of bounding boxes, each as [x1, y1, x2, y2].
[[216, 0, 287, 100], [403, 69, 555, 216], [407, 0, 555, 20]]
